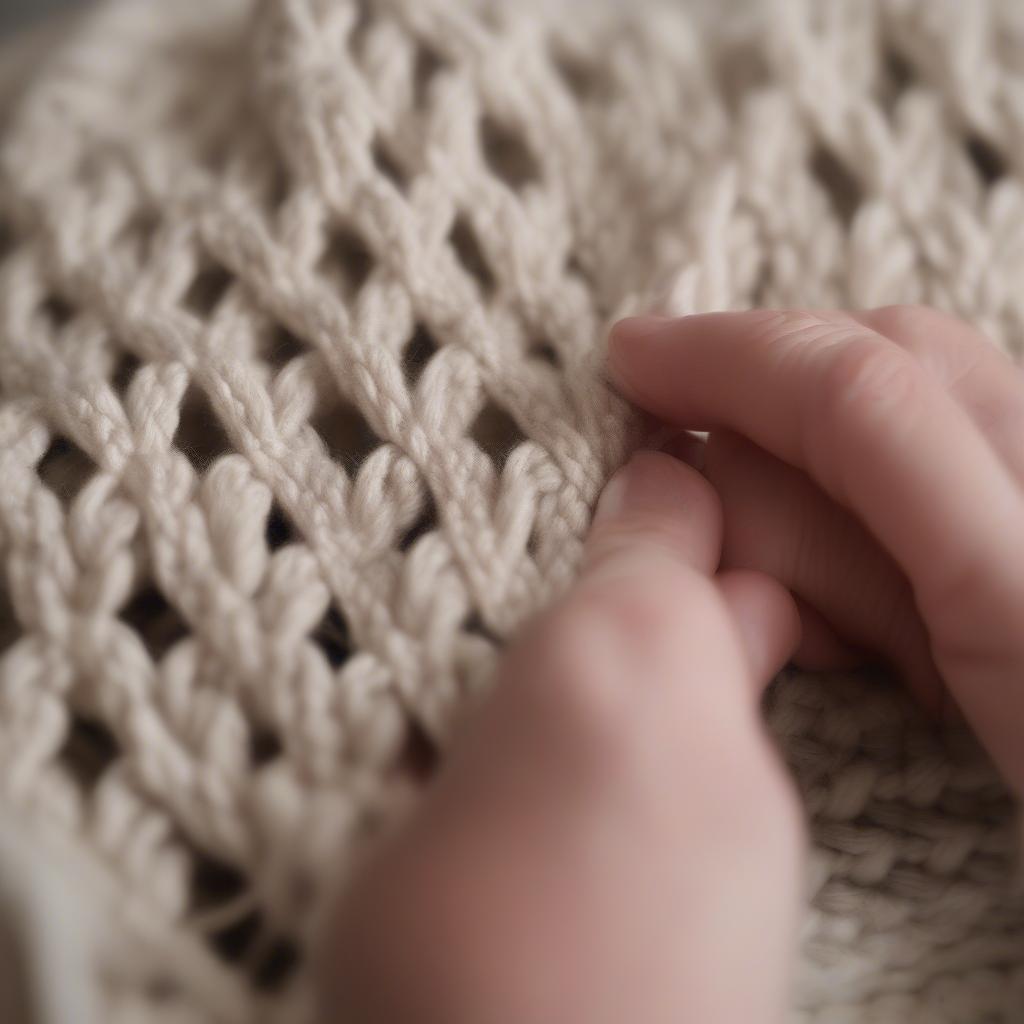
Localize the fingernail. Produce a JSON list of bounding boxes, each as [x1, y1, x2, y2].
[[609, 315, 672, 347], [592, 450, 693, 527], [588, 451, 717, 578]]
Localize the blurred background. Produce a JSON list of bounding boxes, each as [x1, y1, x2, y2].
[[1, 0, 81, 36]]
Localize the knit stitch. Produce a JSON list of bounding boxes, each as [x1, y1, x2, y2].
[[0, 0, 1022, 1021]]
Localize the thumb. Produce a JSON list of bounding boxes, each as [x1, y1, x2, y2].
[[586, 450, 722, 576], [584, 451, 799, 693]]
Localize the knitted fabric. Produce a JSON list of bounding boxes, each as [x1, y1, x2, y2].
[[0, 0, 1022, 1020]]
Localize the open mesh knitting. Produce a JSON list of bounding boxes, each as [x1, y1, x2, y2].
[[0, 0, 1022, 1020]]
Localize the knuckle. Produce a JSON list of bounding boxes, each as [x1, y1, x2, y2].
[[528, 597, 604, 679], [592, 569, 700, 640], [820, 340, 924, 426], [524, 597, 628, 737], [869, 303, 957, 338], [867, 304, 984, 367], [750, 309, 841, 351], [521, 572, 713, 757], [588, 557, 716, 632]]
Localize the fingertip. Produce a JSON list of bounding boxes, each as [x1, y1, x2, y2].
[[606, 311, 671, 348], [607, 316, 674, 398], [588, 449, 722, 577], [717, 570, 801, 691]]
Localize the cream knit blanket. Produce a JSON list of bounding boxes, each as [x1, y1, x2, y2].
[[0, 0, 1022, 1021]]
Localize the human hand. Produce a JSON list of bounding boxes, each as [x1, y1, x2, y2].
[[611, 306, 1024, 793], [325, 452, 805, 1024]]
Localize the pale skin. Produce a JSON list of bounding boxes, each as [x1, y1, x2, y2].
[[325, 306, 1024, 1023]]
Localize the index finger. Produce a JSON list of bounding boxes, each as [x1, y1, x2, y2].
[[607, 311, 1024, 627]]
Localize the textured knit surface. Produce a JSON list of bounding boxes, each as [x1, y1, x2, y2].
[[0, 0, 1023, 1021]]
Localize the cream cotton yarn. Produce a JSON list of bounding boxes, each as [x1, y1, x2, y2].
[[0, 0, 1023, 1021]]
